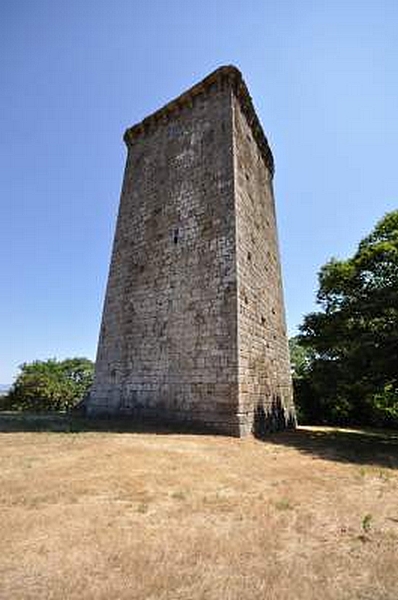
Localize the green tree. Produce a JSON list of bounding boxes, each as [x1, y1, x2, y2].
[[289, 336, 312, 379], [2, 358, 94, 412], [298, 211, 398, 427]]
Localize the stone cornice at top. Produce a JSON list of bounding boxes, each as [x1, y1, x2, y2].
[[123, 65, 275, 176]]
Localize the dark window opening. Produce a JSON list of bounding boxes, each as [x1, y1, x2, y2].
[[173, 228, 179, 244]]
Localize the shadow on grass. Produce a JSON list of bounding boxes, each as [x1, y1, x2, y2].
[[0, 412, 219, 436], [266, 426, 398, 469]]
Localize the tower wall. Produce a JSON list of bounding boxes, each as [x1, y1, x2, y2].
[[88, 66, 296, 436], [232, 95, 295, 435], [89, 80, 241, 434]]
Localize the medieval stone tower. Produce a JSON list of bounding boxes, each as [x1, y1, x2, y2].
[[88, 65, 296, 436]]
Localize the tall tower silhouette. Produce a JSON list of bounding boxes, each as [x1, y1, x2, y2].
[[88, 66, 296, 436]]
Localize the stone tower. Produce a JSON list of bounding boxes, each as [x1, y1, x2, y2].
[[88, 65, 296, 436]]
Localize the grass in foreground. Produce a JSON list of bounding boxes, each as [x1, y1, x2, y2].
[[0, 414, 397, 599]]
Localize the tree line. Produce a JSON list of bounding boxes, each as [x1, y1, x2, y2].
[[291, 210, 398, 428], [0, 358, 93, 412]]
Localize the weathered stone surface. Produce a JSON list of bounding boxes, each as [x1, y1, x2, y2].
[[87, 65, 296, 436]]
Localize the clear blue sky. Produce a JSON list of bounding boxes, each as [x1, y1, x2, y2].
[[1, 0, 397, 383]]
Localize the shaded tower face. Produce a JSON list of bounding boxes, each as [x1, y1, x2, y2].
[[88, 66, 296, 436]]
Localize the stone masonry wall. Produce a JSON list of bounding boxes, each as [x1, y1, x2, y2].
[[232, 95, 296, 436], [88, 66, 296, 436], [89, 79, 240, 435]]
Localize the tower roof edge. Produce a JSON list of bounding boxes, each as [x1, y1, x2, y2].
[[123, 65, 274, 175]]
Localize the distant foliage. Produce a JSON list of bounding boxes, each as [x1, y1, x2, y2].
[[292, 210, 398, 428], [1, 358, 94, 412]]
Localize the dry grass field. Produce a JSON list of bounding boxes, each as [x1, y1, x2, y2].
[[0, 415, 397, 600]]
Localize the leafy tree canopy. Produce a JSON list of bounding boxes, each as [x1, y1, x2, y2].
[[296, 210, 398, 427], [2, 358, 94, 412]]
